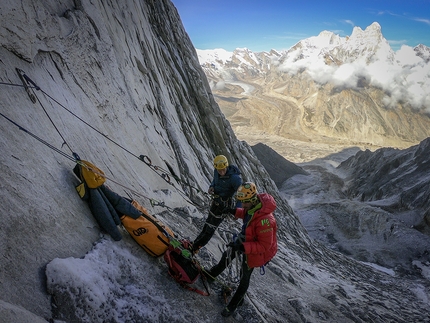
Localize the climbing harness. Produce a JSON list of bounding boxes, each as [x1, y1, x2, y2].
[[207, 194, 234, 220]]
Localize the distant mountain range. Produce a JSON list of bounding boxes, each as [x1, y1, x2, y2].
[[196, 22, 430, 162]]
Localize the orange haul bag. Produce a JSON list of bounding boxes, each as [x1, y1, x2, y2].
[[121, 200, 175, 257]]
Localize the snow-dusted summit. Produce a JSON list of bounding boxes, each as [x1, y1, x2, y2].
[[197, 22, 430, 162]]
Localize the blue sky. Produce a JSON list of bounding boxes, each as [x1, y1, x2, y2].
[[171, 0, 430, 52]]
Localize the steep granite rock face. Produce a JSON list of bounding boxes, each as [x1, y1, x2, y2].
[[0, 0, 297, 319], [1, 1, 429, 322]]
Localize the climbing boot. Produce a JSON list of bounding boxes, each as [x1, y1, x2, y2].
[[202, 269, 216, 283], [221, 307, 234, 317]]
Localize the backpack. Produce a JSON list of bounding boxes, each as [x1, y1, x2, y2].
[[74, 160, 106, 188], [164, 239, 210, 296], [121, 200, 175, 257]]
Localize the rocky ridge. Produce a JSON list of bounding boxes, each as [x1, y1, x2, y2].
[[197, 23, 430, 163], [281, 137, 430, 279]]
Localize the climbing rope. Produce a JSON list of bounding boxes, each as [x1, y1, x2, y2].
[[1, 69, 210, 209], [226, 234, 243, 284], [16, 68, 76, 155], [0, 111, 170, 209], [0, 112, 76, 162], [36, 82, 208, 201]]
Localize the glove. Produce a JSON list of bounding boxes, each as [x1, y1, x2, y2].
[[227, 241, 244, 253]]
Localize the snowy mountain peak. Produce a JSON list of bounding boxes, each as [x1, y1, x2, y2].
[[311, 30, 344, 48], [232, 47, 261, 66], [197, 22, 397, 72], [415, 43, 430, 62], [196, 48, 233, 68], [339, 22, 393, 63], [197, 22, 430, 111], [347, 22, 387, 53], [350, 22, 382, 42]]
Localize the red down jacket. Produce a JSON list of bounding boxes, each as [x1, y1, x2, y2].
[[234, 193, 278, 268]]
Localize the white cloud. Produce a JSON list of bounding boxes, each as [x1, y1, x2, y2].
[[342, 20, 355, 27], [414, 18, 430, 25], [395, 45, 423, 65], [278, 43, 429, 111], [215, 80, 225, 90], [332, 63, 362, 87]]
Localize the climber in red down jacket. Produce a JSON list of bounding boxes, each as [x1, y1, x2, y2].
[[204, 181, 278, 317]]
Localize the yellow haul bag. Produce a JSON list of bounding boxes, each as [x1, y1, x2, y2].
[[121, 200, 175, 257]]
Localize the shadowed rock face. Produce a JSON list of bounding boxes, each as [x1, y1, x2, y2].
[[251, 142, 308, 187], [1, 1, 430, 322], [339, 138, 430, 234], [281, 138, 430, 281]]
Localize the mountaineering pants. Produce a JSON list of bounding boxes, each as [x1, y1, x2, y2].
[[207, 250, 254, 311], [192, 197, 232, 251]]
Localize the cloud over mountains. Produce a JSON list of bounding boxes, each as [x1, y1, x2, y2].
[[198, 22, 430, 112]]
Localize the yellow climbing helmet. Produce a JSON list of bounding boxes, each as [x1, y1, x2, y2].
[[236, 182, 258, 203], [213, 155, 229, 170]]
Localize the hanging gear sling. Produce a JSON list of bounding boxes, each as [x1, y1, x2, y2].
[[164, 239, 210, 296]]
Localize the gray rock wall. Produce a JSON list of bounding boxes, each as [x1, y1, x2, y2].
[[0, 0, 298, 319]]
